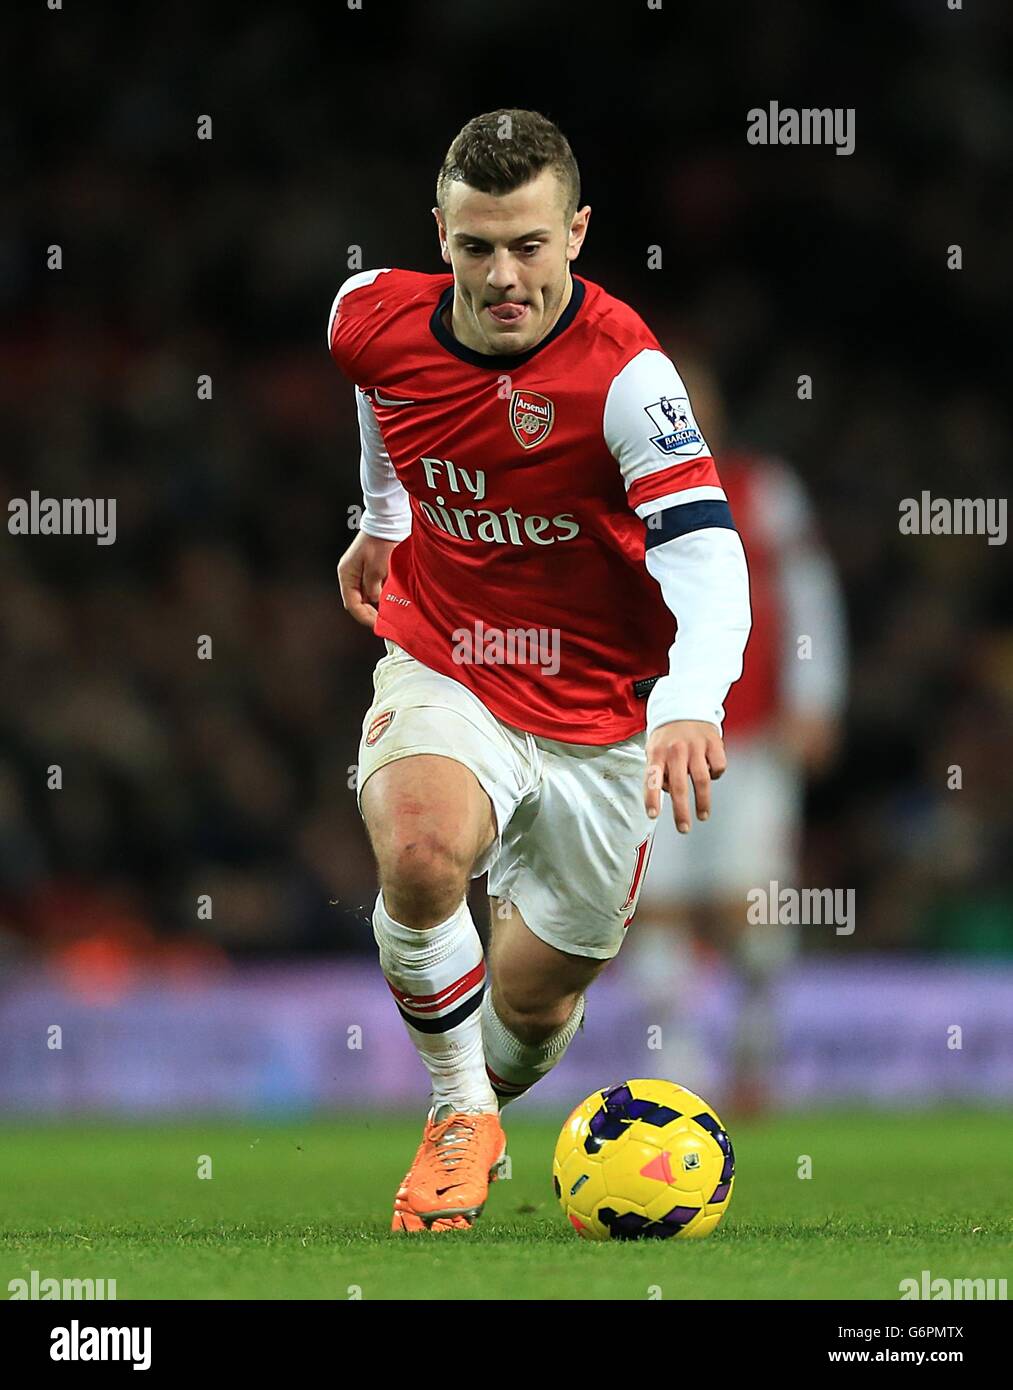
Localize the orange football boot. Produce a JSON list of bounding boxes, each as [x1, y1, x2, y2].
[[391, 1103, 508, 1232]]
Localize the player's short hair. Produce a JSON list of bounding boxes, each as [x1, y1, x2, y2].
[[436, 109, 581, 223]]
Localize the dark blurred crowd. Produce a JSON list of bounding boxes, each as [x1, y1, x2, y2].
[[2, 2, 1010, 967]]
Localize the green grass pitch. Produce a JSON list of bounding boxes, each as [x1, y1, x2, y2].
[[1, 1110, 1010, 1300]]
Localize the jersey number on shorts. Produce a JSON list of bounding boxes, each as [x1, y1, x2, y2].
[[621, 835, 654, 928]]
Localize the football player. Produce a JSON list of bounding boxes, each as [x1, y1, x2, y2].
[[330, 109, 751, 1231]]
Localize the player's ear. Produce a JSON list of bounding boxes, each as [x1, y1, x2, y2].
[[566, 204, 591, 262], [432, 206, 451, 265]]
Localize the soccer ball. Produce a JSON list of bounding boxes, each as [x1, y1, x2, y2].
[[552, 1078, 735, 1240]]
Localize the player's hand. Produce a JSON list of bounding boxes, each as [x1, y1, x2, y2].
[[337, 530, 399, 629], [644, 720, 727, 833]]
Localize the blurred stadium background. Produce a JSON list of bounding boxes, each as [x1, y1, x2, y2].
[[2, 1, 1011, 1123]]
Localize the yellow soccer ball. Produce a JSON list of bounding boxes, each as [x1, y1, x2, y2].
[[552, 1079, 735, 1240]]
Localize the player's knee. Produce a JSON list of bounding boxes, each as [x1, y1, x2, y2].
[[379, 831, 473, 924], [494, 987, 580, 1045]]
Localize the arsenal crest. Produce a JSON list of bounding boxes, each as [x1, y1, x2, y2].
[[365, 709, 396, 746], [509, 389, 554, 450]]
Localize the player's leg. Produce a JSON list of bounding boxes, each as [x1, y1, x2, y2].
[[355, 642, 534, 1230], [480, 896, 608, 1105], [481, 732, 656, 1105], [363, 753, 516, 1231], [361, 751, 499, 1115]]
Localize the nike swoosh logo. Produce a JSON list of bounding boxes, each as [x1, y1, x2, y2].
[[435, 1184, 462, 1196], [372, 389, 415, 407]]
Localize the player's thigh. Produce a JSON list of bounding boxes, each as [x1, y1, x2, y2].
[[356, 640, 530, 881], [487, 733, 656, 962], [487, 896, 608, 1020], [361, 753, 497, 875]]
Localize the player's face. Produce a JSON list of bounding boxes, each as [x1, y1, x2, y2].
[[434, 168, 590, 356]]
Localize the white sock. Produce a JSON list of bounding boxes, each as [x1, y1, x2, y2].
[[372, 891, 498, 1114], [481, 988, 585, 1106]]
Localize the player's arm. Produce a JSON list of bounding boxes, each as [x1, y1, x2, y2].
[[337, 387, 412, 628], [641, 527, 749, 831], [604, 350, 751, 831], [326, 271, 412, 629]]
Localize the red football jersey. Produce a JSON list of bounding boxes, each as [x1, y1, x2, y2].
[[329, 269, 727, 744]]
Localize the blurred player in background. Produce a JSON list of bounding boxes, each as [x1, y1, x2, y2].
[[628, 361, 848, 1113]]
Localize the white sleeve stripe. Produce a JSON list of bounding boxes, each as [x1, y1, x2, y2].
[[326, 268, 392, 348], [634, 485, 727, 518]]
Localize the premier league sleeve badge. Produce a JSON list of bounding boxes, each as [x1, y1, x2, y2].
[[643, 395, 706, 457]]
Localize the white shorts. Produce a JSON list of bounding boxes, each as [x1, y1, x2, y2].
[[356, 641, 657, 960], [637, 733, 803, 907]]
